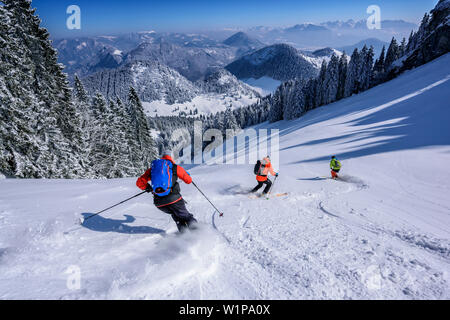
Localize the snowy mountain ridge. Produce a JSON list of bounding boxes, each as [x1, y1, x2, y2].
[[244, 19, 417, 48], [225, 43, 340, 82], [82, 60, 200, 105], [123, 40, 236, 82]]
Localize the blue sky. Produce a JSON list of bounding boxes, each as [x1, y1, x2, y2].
[[32, 0, 438, 38]]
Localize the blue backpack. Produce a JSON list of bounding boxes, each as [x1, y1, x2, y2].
[[151, 159, 173, 197]]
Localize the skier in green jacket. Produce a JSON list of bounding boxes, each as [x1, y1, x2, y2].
[[330, 156, 342, 179]]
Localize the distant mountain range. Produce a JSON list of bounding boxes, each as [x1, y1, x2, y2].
[[243, 19, 417, 49], [285, 23, 329, 33], [53, 18, 417, 81], [54, 31, 266, 81], [72, 32, 367, 114], [320, 19, 417, 31], [51, 17, 418, 118], [76, 32, 348, 117], [53, 32, 160, 80]]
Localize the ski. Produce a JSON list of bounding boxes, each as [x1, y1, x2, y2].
[[266, 193, 289, 200], [249, 193, 289, 200]]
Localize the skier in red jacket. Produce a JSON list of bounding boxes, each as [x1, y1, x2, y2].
[[136, 150, 197, 232]]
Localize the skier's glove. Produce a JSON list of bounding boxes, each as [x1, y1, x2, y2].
[[145, 184, 153, 193], [276, 173, 279, 177]]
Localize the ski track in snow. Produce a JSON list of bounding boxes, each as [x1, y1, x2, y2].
[[1, 54, 450, 299]]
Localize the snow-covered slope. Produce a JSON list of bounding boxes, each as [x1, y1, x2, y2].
[[1, 54, 449, 299]]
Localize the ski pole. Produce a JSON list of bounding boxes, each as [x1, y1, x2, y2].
[[266, 175, 278, 198], [192, 181, 224, 217], [81, 190, 147, 224]]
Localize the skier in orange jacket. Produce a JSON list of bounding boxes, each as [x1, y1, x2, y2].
[[251, 156, 278, 195]]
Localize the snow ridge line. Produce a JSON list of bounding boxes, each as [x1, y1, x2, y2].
[[390, 230, 450, 259]]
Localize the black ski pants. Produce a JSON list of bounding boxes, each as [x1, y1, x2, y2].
[[157, 199, 197, 232], [252, 179, 272, 194]]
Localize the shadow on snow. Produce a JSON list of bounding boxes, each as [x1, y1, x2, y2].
[[81, 213, 165, 235]]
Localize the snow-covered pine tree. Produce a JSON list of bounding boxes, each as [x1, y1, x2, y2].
[[213, 110, 225, 132], [22, 0, 83, 175], [127, 86, 157, 170], [373, 45, 386, 83], [323, 54, 339, 105], [336, 52, 348, 101], [74, 75, 89, 104], [385, 37, 400, 70], [285, 79, 306, 120], [268, 83, 285, 123], [87, 94, 135, 178], [406, 30, 415, 54], [236, 107, 246, 128], [88, 92, 111, 177], [416, 13, 431, 47], [402, 0, 449, 72], [359, 46, 374, 92], [405, 15, 429, 56], [115, 95, 140, 169], [259, 98, 271, 123], [356, 45, 369, 93], [1, 0, 86, 178], [315, 60, 328, 106], [344, 48, 360, 98], [281, 80, 294, 120], [0, 3, 41, 177], [224, 106, 240, 135], [399, 38, 407, 57], [106, 98, 136, 178], [72, 75, 93, 172]]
